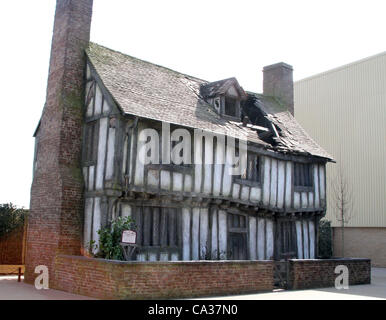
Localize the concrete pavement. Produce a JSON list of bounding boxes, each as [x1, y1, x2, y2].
[[0, 276, 94, 300], [0, 268, 385, 300], [201, 268, 386, 300]]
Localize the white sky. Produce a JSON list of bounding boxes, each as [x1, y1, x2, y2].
[[0, 0, 385, 208]]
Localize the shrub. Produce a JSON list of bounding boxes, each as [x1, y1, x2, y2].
[[318, 218, 333, 258], [92, 216, 136, 261], [0, 203, 28, 238]]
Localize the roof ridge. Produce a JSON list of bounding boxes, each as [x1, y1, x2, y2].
[[88, 42, 209, 84]]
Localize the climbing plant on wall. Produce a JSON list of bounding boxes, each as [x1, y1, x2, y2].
[[93, 216, 136, 261]]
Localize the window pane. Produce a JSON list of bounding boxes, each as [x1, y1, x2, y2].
[[225, 97, 237, 117]]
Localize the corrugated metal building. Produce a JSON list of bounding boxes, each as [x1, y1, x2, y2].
[[294, 52, 386, 266]]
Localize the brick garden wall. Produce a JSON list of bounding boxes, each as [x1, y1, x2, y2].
[[288, 258, 371, 290], [52, 256, 273, 299], [0, 226, 26, 265]]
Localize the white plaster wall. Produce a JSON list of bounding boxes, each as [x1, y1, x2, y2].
[[285, 161, 292, 208], [308, 192, 314, 209], [171, 253, 179, 261], [92, 197, 101, 255], [87, 166, 95, 191], [294, 192, 301, 209], [270, 159, 278, 207], [232, 184, 240, 200], [277, 161, 285, 209], [105, 127, 115, 180], [218, 210, 227, 259], [199, 208, 209, 259], [319, 165, 326, 203], [266, 219, 274, 259], [122, 136, 128, 176], [296, 220, 303, 259], [263, 157, 271, 205], [192, 208, 200, 260], [84, 197, 93, 250], [147, 169, 158, 187], [184, 174, 192, 192], [94, 85, 103, 116], [309, 220, 315, 258], [95, 118, 108, 190], [102, 98, 111, 115], [250, 187, 261, 203], [313, 165, 320, 208], [160, 170, 171, 190], [301, 192, 308, 208], [240, 186, 249, 201], [83, 167, 88, 189], [257, 218, 265, 260], [303, 220, 310, 259], [203, 164, 213, 194], [249, 216, 257, 260], [213, 142, 225, 196], [182, 208, 191, 261], [85, 81, 94, 118], [211, 209, 218, 259], [173, 172, 183, 192], [121, 203, 132, 218]]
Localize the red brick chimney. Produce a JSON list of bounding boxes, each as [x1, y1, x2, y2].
[[25, 0, 93, 284], [263, 62, 294, 116]]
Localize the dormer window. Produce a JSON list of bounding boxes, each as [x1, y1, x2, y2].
[[200, 77, 247, 120], [225, 96, 237, 117]]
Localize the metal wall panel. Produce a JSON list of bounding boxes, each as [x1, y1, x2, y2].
[[295, 52, 386, 227]]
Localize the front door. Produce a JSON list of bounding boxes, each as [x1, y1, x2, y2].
[[228, 212, 247, 260], [276, 220, 297, 260]]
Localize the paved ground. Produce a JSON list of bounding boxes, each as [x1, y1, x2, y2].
[[202, 268, 386, 300], [0, 268, 385, 300], [0, 276, 94, 300]]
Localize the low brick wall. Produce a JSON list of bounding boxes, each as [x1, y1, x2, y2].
[[52, 255, 273, 299], [288, 258, 371, 290]]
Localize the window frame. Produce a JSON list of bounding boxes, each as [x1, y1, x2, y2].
[[221, 95, 241, 121], [293, 162, 314, 191], [83, 120, 99, 166], [234, 153, 262, 187]]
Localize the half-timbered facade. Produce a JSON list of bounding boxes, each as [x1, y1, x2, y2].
[[44, 43, 333, 262]]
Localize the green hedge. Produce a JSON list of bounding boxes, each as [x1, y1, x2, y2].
[[318, 218, 333, 258], [0, 203, 28, 238]]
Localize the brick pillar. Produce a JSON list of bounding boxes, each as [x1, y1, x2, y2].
[[24, 0, 93, 284]]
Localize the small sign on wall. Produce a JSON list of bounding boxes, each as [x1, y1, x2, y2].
[[122, 230, 137, 245]]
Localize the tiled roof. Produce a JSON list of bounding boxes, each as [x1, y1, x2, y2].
[[86, 42, 332, 161], [200, 77, 247, 100]]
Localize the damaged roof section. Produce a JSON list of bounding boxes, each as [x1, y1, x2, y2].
[[243, 93, 333, 160], [86, 42, 333, 161]]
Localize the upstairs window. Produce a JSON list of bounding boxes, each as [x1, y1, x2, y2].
[[84, 121, 99, 164], [242, 154, 261, 183], [224, 96, 238, 117], [294, 163, 313, 188]]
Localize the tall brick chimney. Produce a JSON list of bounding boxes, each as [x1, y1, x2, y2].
[[25, 0, 93, 284], [263, 62, 294, 116]]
